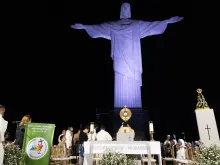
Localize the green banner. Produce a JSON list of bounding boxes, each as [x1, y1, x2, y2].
[[22, 123, 55, 165]]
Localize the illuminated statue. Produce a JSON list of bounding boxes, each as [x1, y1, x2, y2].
[[71, 3, 183, 108]]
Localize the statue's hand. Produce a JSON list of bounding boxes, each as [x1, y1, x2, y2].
[[168, 16, 184, 24], [71, 23, 85, 29]]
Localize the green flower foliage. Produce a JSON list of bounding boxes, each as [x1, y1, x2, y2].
[[98, 150, 135, 165], [193, 144, 220, 165], [3, 144, 26, 165]]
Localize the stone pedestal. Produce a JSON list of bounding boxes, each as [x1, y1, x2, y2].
[[96, 109, 149, 140], [195, 109, 220, 146]]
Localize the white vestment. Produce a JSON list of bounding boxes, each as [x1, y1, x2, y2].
[[118, 126, 135, 134], [0, 114, 8, 165], [96, 130, 112, 141], [65, 130, 73, 149], [176, 147, 186, 160], [176, 139, 186, 160]]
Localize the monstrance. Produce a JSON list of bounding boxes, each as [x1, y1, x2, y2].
[[120, 105, 132, 123]]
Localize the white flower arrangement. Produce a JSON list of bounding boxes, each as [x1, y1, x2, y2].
[[3, 144, 26, 165], [192, 144, 220, 165], [98, 150, 135, 165]]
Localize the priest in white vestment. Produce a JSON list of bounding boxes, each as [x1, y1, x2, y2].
[[118, 122, 135, 134], [0, 105, 8, 165], [96, 125, 112, 141]]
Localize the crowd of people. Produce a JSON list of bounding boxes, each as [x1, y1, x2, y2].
[[52, 124, 113, 165], [162, 135, 201, 164]]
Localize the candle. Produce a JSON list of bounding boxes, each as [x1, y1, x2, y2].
[[149, 122, 154, 132], [90, 122, 94, 132]]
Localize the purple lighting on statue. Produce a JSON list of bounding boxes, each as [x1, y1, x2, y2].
[[71, 3, 183, 109]]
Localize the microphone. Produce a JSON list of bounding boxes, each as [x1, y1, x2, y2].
[[12, 121, 20, 124]]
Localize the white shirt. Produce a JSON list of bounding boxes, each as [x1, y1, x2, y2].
[[65, 130, 73, 149], [0, 114, 8, 142], [96, 130, 112, 141]]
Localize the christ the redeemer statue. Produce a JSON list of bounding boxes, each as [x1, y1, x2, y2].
[[71, 3, 183, 109]]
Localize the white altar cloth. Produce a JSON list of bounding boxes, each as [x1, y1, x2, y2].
[[83, 141, 162, 165]]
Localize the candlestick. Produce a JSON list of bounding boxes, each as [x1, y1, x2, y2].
[[150, 132, 155, 141]]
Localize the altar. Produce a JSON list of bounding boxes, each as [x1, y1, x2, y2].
[[83, 141, 162, 165]]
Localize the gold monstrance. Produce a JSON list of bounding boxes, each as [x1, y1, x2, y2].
[[196, 88, 210, 110], [120, 105, 132, 122]]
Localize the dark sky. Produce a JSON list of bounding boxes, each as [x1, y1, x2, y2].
[[0, 1, 219, 141]]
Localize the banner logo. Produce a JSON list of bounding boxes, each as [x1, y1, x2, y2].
[[26, 137, 48, 160]]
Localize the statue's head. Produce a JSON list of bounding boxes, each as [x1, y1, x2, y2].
[[120, 3, 131, 19]]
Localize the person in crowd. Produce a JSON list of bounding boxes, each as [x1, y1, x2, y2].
[[51, 135, 70, 165], [78, 125, 89, 165], [176, 139, 186, 160], [15, 115, 32, 149], [58, 129, 66, 143], [96, 124, 112, 141], [65, 127, 73, 149], [0, 105, 8, 165], [164, 135, 171, 157], [171, 139, 177, 158], [73, 129, 80, 145]]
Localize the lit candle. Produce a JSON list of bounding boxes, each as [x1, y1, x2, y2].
[[90, 122, 94, 133], [149, 122, 154, 132]]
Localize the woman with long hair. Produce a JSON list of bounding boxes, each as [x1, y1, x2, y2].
[[15, 115, 32, 149]]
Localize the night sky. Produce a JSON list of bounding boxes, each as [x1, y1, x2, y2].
[[1, 1, 219, 141]]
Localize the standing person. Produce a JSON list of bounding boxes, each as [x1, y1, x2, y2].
[[15, 115, 31, 149], [96, 124, 112, 141], [78, 125, 89, 165], [65, 127, 73, 149], [176, 139, 186, 160], [164, 135, 171, 157], [0, 105, 8, 165]]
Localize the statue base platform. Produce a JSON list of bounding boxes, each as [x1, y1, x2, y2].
[[96, 109, 149, 140]]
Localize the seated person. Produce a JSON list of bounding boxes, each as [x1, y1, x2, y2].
[[51, 135, 69, 158], [118, 122, 135, 134]]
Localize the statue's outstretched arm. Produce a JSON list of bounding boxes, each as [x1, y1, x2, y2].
[[71, 23, 85, 29], [139, 16, 183, 38], [167, 16, 184, 24], [71, 22, 113, 40]]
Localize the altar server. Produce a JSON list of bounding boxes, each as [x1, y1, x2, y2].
[[96, 124, 112, 141], [0, 105, 8, 165]]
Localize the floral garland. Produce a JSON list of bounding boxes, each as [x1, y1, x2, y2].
[[98, 150, 135, 165], [192, 144, 220, 165], [3, 144, 26, 165]]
